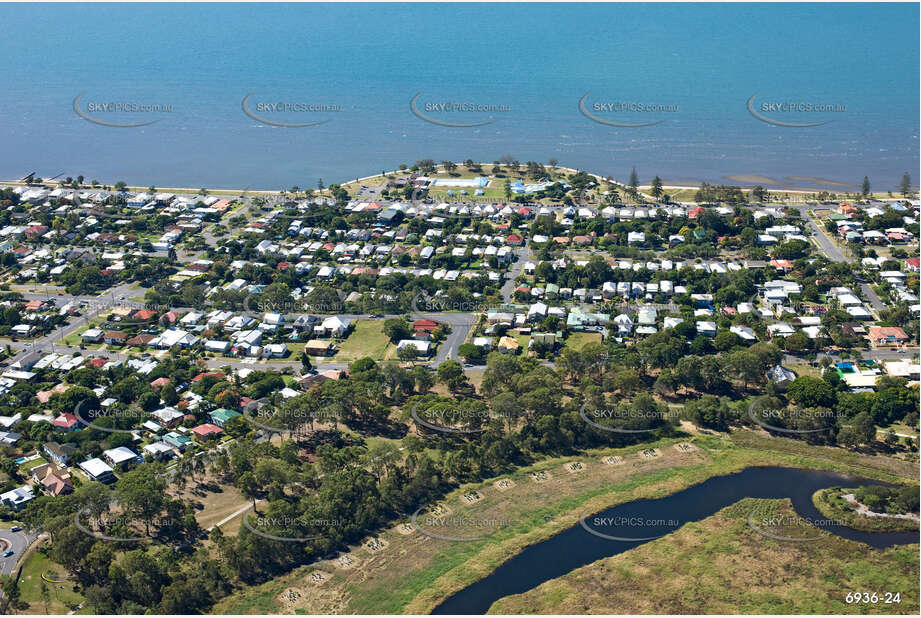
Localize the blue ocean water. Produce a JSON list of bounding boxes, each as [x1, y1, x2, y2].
[[0, 2, 917, 191]]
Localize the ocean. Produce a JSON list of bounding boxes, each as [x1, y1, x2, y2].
[[0, 2, 917, 191]]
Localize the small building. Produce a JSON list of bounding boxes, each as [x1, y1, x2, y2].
[[192, 423, 223, 441], [497, 336, 520, 354], [0, 485, 34, 510], [151, 406, 184, 427], [305, 339, 334, 356], [211, 408, 242, 428], [103, 446, 140, 469], [766, 365, 796, 384], [81, 328, 104, 343], [397, 339, 432, 357], [163, 431, 193, 452], [866, 326, 909, 347], [142, 441, 175, 461], [41, 472, 74, 496], [44, 441, 77, 467], [51, 412, 81, 432], [103, 330, 128, 345], [79, 458, 116, 483]]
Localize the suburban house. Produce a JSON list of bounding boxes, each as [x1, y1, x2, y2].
[[81, 327, 104, 343], [211, 408, 242, 427], [163, 431, 192, 452], [867, 326, 909, 347], [305, 339, 334, 356], [142, 441, 175, 461], [103, 330, 128, 345], [151, 406, 184, 427], [44, 441, 77, 466], [51, 412, 81, 432], [0, 485, 34, 510], [41, 472, 74, 496], [192, 423, 223, 441], [79, 458, 116, 483], [103, 446, 140, 469], [397, 339, 432, 357]]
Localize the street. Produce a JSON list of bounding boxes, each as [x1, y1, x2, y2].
[[0, 527, 36, 576]]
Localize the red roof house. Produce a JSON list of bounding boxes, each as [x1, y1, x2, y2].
[[413, 319, 440, 333], [51, 413, 81, 432], [192, 371, 225, 383], [192, 423, 223, 440]]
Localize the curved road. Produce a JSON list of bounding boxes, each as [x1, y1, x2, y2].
[[0, 526, 36, 576]]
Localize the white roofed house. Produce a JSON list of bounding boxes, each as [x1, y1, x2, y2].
[[397, 339, 431, 357], [79, 458, 115, 483], [318, 316, 351, 338], [627, 231, 646, 246], [612, 313, 634, 336], [143, 441, 175, 461], [0, 485, 34, 510], [767, 322, 795, 339], [696, 321, 717, 337], [103, 446, 140, 469], [149, 328, 199, 349], [730, 325, 757, 342], [151, 406, 184, 427], [637, 307, 657, 326], [527, 302, 548, 322]]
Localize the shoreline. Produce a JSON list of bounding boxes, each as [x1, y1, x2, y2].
[[2, 163, 910, 198]]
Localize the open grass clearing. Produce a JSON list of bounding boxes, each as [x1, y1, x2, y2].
[[16, 548, 85, 615], [334, 320, 394, 362]]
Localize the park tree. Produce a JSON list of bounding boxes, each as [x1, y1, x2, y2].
[[861, 176, 871, 197], [116, 464, 167, 536], [787, 376, 836, 409], [383, 318, 412, 343], [436, 360, 465, 389]]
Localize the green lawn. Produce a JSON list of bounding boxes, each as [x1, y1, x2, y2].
[[562, 331, 602, 352], [17, 549, 85, 614], [18, 456, 47, 475], [60, 317, 106, 346], [334, 320, 394, 361]]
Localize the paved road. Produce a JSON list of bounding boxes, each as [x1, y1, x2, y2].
[[500, 244, 531, 302], [0, 527, 35, 576], [860, 348, 920, 361], [5, 283, 138, 363], [804, 215, 851, 263], [800, 208, 889, 312], [859, 282, 888, 312], [430, 314, 475, 364]]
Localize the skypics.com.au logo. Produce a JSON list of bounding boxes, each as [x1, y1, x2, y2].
[[747, 399, 846, 435], [579, 509, 681, 542], [746, 92, 846, 127], [241, 92, 341, 127], [73, 93, 173, 127], [410, 93, 511, 127], [409, 400, 506, 435], [242, 510, 347, 543], [578, 93, 678, 127], [579, 401, 680, 434]]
